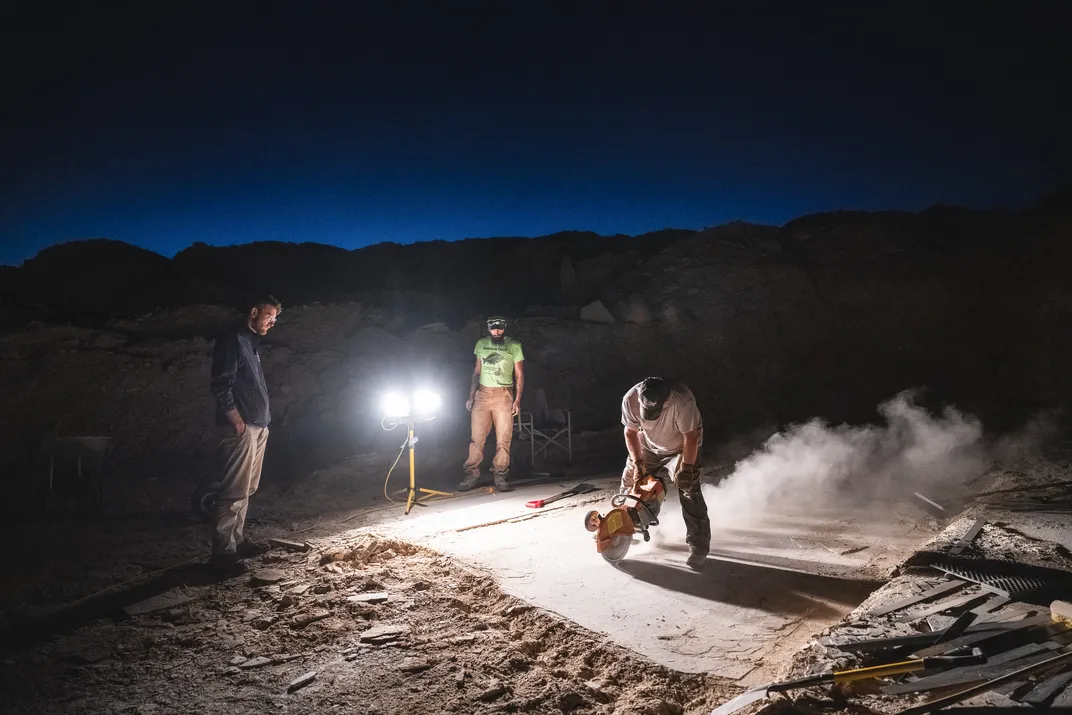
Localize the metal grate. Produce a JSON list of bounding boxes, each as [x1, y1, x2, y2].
[[929, 561, 1054, 598]]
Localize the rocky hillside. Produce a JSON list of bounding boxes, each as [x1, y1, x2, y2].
[[0, 229, 690, 328], [1, 204, 1069, 503]]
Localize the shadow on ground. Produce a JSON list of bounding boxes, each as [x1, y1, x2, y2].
[[617, 549, 881, 619]]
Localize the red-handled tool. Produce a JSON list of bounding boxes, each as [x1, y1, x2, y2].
[[525, 482, 598, 508]]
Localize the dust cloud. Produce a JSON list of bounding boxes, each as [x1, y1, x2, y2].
[[701, 390, 987, 529]]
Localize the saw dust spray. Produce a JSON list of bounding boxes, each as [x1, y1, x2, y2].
[[662, 391, 989, 541]]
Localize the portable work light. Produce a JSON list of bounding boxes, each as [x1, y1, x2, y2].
[[380, 388, 451, 514], [381, 392, 411, 419], [413, 389, 441, 417]]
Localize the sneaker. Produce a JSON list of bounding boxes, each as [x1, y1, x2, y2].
[[236, 540, 271, 558], [493, 473, 513, 492], [686, 550, 708, 571], [209, 553, 249, 577], [457, 472, 481, 492]]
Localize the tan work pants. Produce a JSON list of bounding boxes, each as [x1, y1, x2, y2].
[[212, 425, 269, 555], [464, 386, 514, 476]]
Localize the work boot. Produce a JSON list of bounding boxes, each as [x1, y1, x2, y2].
[[493, 473, 513, 492], [686, 550, 708, 571], [236, 539, 271, 559], [208, 553, 249, 578], [457, 470, 481, 492]]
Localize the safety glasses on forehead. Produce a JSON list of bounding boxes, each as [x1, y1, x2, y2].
[[487, 322, 506, 330]]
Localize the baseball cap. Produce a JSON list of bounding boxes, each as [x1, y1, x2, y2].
[[638, 377, 671, 420]]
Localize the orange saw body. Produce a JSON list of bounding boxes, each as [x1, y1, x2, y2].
[[584, 475, 666, 562]]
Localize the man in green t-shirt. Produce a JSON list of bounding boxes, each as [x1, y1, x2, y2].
[[460, 316, 525, 492]]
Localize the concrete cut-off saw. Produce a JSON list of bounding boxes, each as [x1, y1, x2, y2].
[[584, 474, 665, 562]]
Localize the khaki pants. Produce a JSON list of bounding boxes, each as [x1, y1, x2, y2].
[[463, 386, 514, 476], [621, 445, 710, 555], [212, 425, 269, 555]]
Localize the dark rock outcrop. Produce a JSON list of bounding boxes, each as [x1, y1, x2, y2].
[[0, 202, 1069, 504]]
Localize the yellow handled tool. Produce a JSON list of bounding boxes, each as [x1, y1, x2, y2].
[[895, 600, 1072, 714], [711, 649, 986, 715]]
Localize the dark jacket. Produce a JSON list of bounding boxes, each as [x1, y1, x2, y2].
[[210, 323, 271, 427]]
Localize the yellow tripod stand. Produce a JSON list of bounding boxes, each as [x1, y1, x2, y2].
[[394, 421, 453, 515]]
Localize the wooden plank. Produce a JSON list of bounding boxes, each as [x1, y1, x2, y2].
[[881, 644, 1055, 695], [992, 679, 1031, 697], [913, 613, 1054, 658], [913, 492, 947, 516], [975, 602, 1039, 625], [894, 591, 989, 623], [869, 580, 966, 617], [834, 619, 1033, 653], [1022, 670, 1072, 705], [988, 640, 1060, 663], [949, 517, 985, 556], [1053, 675, 1072, 707], [969, 595, 1010, 616], [929, 611, 977, 646], [895, 647, 1072, 715]]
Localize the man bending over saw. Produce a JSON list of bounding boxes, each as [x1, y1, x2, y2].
[[621, 377, 711, 570]]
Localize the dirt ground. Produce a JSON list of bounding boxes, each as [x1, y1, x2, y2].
[[0, 532, 735, 715], [0, 444, 741, 715], [4, 437, 1064, 715], [0, 486, 930, 715]]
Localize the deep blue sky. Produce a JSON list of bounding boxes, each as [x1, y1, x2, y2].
[[2, 1, 1070, 266]]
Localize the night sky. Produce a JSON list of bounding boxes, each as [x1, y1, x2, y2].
[[2, 2, 1070, 266]]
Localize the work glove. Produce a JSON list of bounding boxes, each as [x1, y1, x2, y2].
[[635, 459, 657, 481], [622, 459, 647, 492], [676, 463, 700, 491]]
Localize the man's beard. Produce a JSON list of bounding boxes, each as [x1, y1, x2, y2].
[[490, 335, 505, 344]]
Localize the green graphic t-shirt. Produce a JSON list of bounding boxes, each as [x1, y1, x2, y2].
[[475, 337, 525, 388]]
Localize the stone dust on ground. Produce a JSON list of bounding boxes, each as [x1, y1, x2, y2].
[[0, 533, 738, 715]]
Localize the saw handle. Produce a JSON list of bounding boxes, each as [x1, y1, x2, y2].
[[610, 493, 660, 525]]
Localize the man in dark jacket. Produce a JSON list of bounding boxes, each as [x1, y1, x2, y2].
[[208, 296, 281, 574]]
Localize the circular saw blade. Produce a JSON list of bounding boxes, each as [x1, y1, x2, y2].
[[601, 533, 632, 563]]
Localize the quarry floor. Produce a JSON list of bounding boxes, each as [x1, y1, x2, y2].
[[354, 476, 930, 684], [6, 440, 1070, 715]]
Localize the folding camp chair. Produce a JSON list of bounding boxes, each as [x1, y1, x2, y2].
[[39, 434, 115, 513], [514, 389, 572, 465]]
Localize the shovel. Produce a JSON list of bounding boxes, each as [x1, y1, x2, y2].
[[710, 649, 986, 715], [525, 482, 599, 509]]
